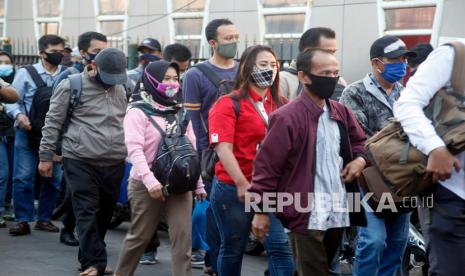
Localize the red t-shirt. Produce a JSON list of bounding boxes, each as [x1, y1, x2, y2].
[[208, 87, 277, 185]]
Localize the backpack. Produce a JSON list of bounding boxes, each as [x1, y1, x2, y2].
[[133, 104, 201, 195], [364, 41, 465, 200], [23, 65, 65, 151], [192, 62, 239, 182]]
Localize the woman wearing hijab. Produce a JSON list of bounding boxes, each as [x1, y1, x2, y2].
[[114, 60, 206, 276]]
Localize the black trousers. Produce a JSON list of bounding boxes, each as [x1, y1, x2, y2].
[[61, 178, 76, 233], [63, 158, 125, 274], [419, 184, 465, 276]]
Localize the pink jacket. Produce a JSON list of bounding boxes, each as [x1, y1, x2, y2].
[[124, 105, 205, 194]]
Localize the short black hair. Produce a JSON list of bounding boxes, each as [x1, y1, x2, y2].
[[205, 18, 233, 41], [77, 31, 107, 51], [38, 35, 65, 52], [296, 48, 333, 72], [163, 43, 192, 62], [408, 43, 434, 67], [299, 27, 336, 52]]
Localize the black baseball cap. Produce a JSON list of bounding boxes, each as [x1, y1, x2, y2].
[[137, 38, 162, 52], [95, 48, 127, 85], [370, 35, 417, 60]]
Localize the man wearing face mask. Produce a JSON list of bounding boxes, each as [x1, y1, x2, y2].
[[250, 48, 367, 276], [53, 32, 108, 91], [339, 35, 416, 276], [38, 48, 128, 276], [5, 35, 66, 236], [183, 18, 239, 274], [127, 38, 163, 85], [50, 31, 109, 248]]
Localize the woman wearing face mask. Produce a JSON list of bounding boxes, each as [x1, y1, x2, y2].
[[115, 60, 206, 276], [208, 45, 294, 276], [0, 51, 17, 227]]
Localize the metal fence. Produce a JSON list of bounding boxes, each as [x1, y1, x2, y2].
[[1, 36, 297, 68]]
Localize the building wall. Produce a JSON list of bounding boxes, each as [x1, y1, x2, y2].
[[2, 0, 463, 82], [438, 0, 465, 40]]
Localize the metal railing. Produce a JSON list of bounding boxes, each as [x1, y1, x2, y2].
[[1, 35, 297, 68]]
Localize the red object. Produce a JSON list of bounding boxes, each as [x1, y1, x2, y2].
[[208, 87, 277, 185]]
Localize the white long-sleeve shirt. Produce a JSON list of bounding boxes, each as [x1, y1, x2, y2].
[[393, 40, 465, 199]]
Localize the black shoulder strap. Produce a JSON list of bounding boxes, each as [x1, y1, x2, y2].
[[24, 65, 46, 88], [63, 74, 82, 132], [229, 93, 240, 119], [193, 63, 222, 88]]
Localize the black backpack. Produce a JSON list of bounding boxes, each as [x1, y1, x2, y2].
[[192, 62, 239, 182], [23, 65, 65, 150], [133, 104, 201, 195]]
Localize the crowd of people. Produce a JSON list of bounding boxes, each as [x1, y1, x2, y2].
[[0, 16, 464, 276]]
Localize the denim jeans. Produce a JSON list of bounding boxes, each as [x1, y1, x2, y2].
[[211, 179, 253, 276], [205, 180, 220, 272], [211, 178, 294, 276], [264, 214, 295, 276], [0, 136, 14, 214], [12, 129, 63, 222], [354, 211, 410, 276]]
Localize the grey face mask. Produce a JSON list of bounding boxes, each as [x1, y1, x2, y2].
[[216, 42, 237, 59]]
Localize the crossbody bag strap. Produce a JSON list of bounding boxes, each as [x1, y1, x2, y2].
[[247, 97, 269, 128], [447, 41, 465, 93]]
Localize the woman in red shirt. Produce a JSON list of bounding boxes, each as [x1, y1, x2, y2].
[[208, 45, 294, 276]]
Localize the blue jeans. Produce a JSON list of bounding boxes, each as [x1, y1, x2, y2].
[[354, 211, 410, 276], [0, 136, 14, 214], [264, 214, 295, 276], [12, 129, 62, 222], [211, 178, 294, 276]]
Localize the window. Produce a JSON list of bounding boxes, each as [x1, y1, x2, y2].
[[265, 14, 306, 34], [385, 6, 436, 30], [0, 0, 5, 18], [39, 22, 59, 35], [169, 0, 208, 58], [173, 0, 205, 11], [37, 0, 60, 17], [96, 0, 127, 45], [262, 0, 307, 8], [260, 0, 309, 62], [35, 0, 62, 36], [379, 0, 442, 46], [174, 18, 203, 36], [99, 0, 127, 15], [100, 20, 124, 36]]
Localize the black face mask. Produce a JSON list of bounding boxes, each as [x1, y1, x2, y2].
[[85, 52, 97, 63], [44, 52, 64, 66], [305, 72, 339, 99]]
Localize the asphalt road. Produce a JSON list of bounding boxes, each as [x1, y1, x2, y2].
[[0, 220, 268, 276]]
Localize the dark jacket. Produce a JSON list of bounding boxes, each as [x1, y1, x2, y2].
[[250, 92, 367, 234]]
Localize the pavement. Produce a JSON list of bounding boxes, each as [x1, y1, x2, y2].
[[0, 220, 268, 276]]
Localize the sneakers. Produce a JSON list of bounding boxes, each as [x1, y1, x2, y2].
[[139, 250, 158, 265], [192, 250, 205, 268]]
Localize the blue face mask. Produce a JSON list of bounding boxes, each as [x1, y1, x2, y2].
[[0, 64, 13, 77], [378, 60, 407, 83]]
